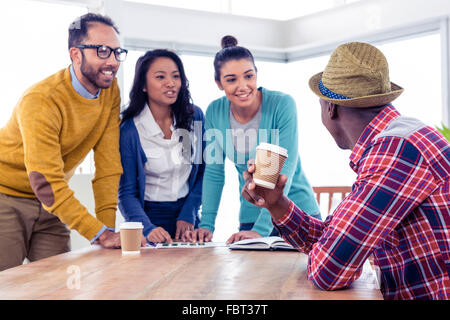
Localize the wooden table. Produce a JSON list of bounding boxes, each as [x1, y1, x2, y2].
[[0, 245, 383, 300]]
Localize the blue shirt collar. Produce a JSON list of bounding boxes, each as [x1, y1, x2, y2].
[[69, 64, 101, 99]]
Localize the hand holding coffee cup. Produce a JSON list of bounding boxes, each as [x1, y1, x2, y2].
[[253, 143, 288, 190], [243, 159, 291, 221]]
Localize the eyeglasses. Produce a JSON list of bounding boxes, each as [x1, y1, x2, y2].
[[76, 44, 128, 62]]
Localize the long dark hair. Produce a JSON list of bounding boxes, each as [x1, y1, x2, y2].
[[122, 49, 194, 130], [213, 35, 257, 82]]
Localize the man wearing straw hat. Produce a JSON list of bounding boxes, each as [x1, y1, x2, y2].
[[241, 42, 450, 299]]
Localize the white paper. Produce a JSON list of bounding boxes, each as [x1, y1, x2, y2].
[[142, 241, 228, 249]]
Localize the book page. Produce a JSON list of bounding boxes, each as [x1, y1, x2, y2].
[[229, 237, 274, 250], [229, 236, 296, 250]]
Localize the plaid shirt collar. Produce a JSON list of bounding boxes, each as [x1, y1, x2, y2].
[[349, 105, 401, 172]]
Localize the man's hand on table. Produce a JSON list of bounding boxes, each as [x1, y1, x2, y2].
[[94, 229, 147, 249], [95, 229, 121, 249]]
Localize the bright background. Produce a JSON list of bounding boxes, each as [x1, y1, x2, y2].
[[0, 0, 444, 245]]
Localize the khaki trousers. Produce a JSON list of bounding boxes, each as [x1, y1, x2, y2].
[[0, 192, 70, 272]]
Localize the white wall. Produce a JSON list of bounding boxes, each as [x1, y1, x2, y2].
[[68, 175, 95, 250], [121, 2, 285, 50]]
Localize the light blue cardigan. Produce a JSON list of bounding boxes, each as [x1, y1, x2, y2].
[[118, 106, 205, 237], [199, 87, 320, 237]]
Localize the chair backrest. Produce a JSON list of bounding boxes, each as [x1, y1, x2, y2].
[[313, 186, 352, 215]]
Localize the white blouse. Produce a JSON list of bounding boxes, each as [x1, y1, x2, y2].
[[133, 105, 192, 202]]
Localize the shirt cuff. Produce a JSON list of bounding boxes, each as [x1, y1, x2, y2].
[[273, 200, 295, 226], [90, 225, 115, 244]]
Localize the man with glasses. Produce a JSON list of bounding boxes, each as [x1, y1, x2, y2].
[[0, 13, 133, 271]]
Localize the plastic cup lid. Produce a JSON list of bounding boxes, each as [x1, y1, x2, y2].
[[120, 222, 143, 229], [256, 143, 288, 158]]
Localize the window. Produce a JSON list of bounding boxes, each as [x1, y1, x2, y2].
[[0, 0, 87, 128], [377, 34, 442, 127], [123, 49, 148, 108], [284, 55, 356, 188]]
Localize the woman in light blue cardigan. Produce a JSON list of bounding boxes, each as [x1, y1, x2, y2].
[[193, 36, 320, 244]]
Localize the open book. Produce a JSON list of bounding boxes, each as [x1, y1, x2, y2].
[[229, 236, 297, 251]]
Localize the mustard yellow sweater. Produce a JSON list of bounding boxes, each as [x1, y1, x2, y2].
[[0, 67, 123, 240]]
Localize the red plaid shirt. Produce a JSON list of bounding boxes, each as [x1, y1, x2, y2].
[[274, 105, 450, 299]]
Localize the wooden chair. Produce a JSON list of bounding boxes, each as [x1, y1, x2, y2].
[[313, 186, 352, 215]]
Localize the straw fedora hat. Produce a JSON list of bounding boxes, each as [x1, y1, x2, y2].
[[309, 42, 404, 108]]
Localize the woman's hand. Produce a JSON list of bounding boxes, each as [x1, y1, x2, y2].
[[147, 227, 172, 244], [175, 220, 194, 241], [185, 228, 213, 243], [140, 235, 147, 247], [226, 230, 261, 245]]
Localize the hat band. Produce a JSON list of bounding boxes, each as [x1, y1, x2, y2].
[[319, 79, 351, 100]]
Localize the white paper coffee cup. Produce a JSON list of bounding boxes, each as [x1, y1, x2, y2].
[[253, 143, 288, 189], [120, 222, 143, 255]]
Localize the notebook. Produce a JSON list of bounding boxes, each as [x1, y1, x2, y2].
[[228, 236, 296, 251]]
